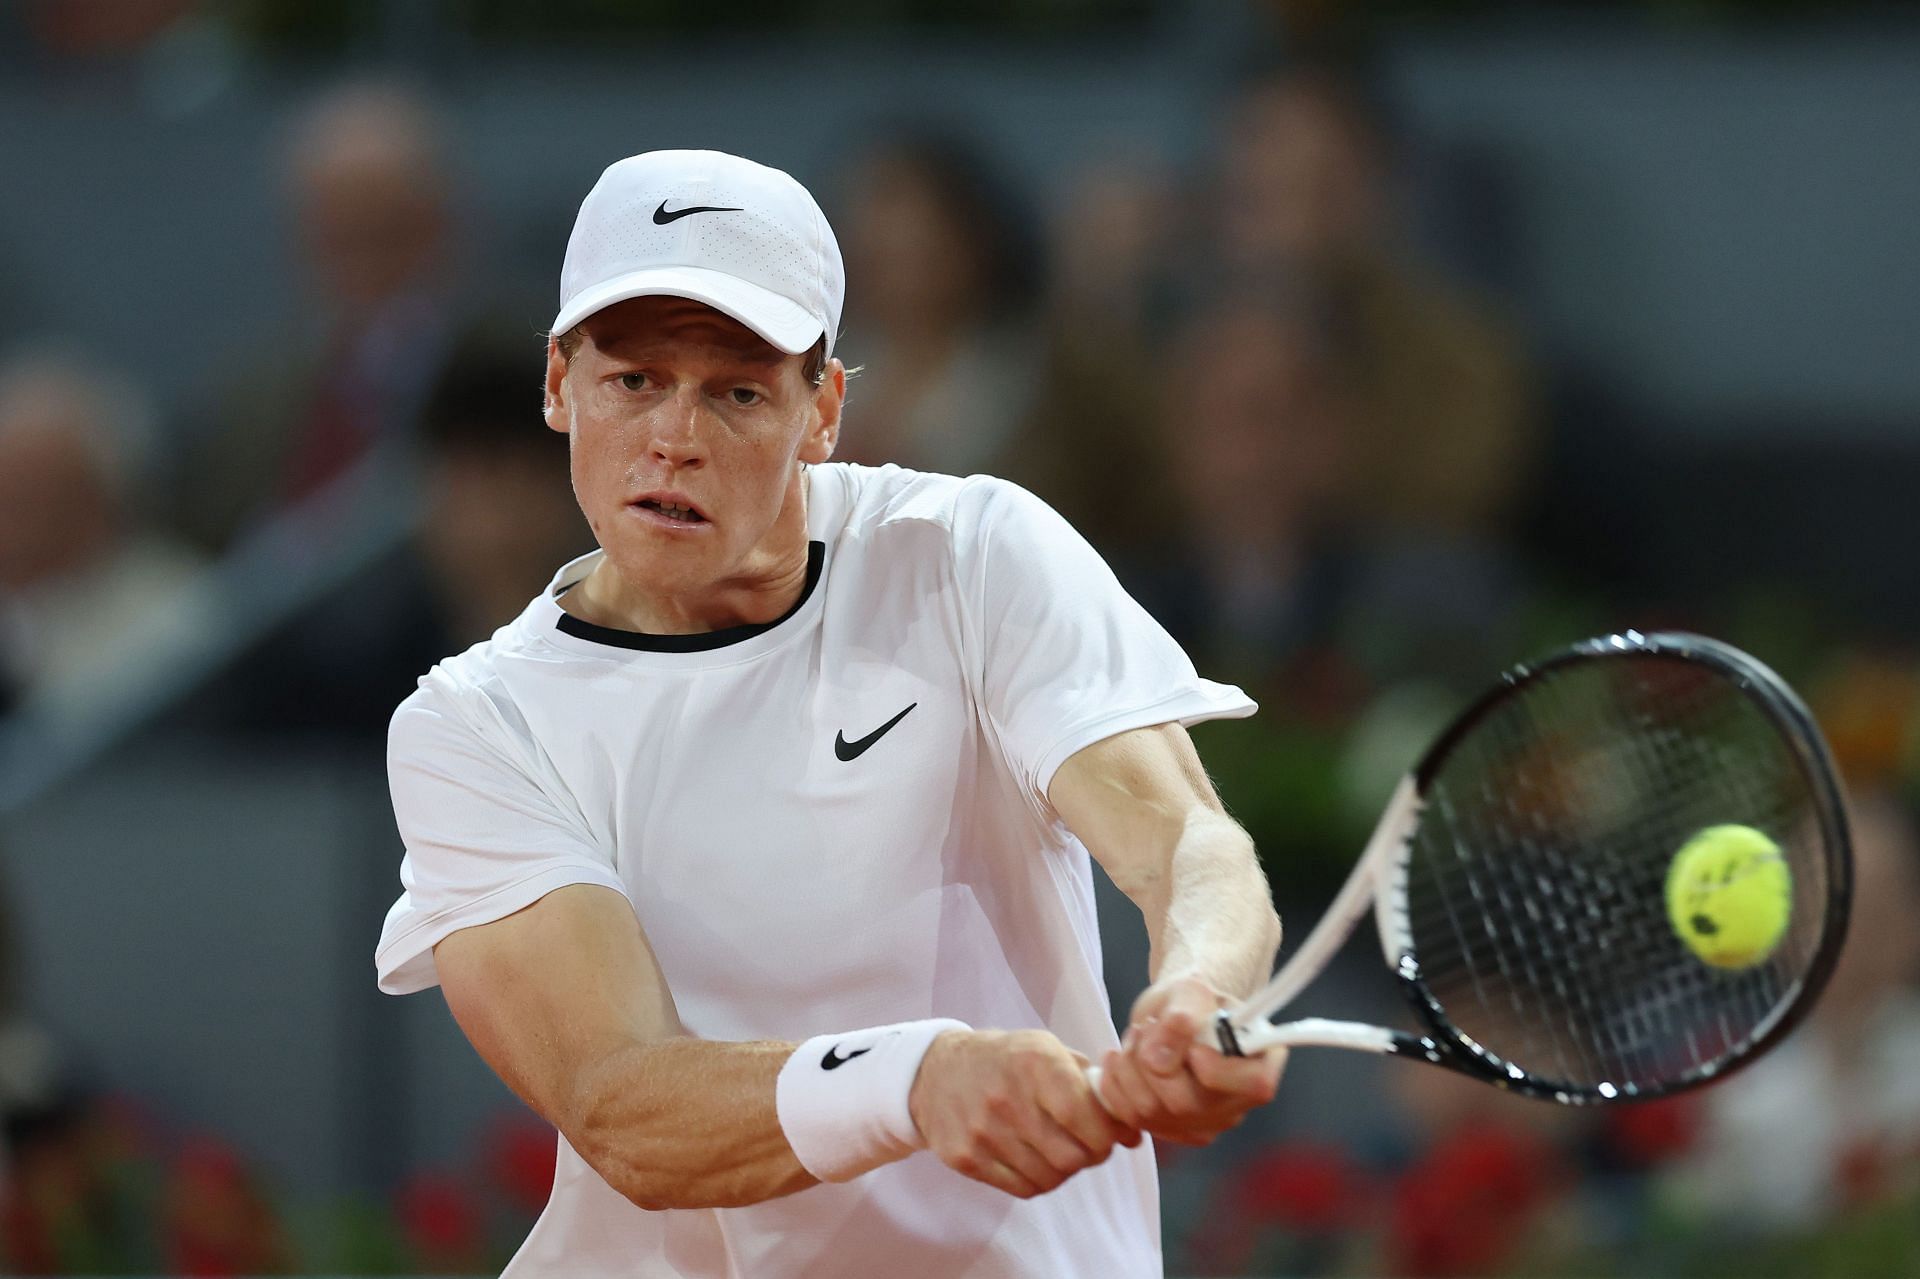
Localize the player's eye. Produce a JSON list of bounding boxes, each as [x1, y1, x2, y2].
[[618, 373, 650, 392], [727, 387, 763, 407]]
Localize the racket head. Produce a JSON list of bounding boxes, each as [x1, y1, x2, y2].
[[1379, 630, 1851, 1103]]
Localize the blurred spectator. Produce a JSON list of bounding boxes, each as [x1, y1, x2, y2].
[[412, 338, 590, 648], [1660, 788, 1920, 1229], [16, 0, 196, 59], [199, 335, 587, 740], [832, 131, 1042, 477], [1211, 65, 1535, 542], [175, 80, 462, 550], [0, 350, 207, 722], [1004, 157, 1182, 568], [1143, 288, 1355, 679]]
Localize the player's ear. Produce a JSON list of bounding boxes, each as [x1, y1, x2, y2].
[[543, 339, 570, 435], [798, 357, 844, 464]]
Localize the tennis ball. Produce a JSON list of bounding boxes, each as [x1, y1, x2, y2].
[[1665, 825, 1792, 969]]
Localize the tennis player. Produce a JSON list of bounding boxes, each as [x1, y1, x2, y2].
[[375, 149, 1283, 1278]]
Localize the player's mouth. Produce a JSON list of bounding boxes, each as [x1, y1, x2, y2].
[[628, 492, 711, 530]]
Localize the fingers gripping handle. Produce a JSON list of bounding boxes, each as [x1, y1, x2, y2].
[[1082, 1052, 1113, 1098], [1084, 1011, 1247, 1104]]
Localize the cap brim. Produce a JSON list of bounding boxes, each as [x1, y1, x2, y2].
[[552, 267, 824, 355]]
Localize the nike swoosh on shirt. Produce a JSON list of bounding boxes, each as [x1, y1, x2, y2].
[[834, 703, 917, 762]]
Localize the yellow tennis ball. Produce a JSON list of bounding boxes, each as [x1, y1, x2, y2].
[[1666, 825, 1792, 969]]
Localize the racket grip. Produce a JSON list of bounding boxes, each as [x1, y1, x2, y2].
[[1083, 1020, 1255, 1109]]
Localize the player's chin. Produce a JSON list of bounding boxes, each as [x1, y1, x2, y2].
[[601, 526, 720, 586]]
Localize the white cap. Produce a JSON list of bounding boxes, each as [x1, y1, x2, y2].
[[553, 149, 844, 359]]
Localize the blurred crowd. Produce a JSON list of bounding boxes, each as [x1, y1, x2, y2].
[[3, 20, 1919, 1278]]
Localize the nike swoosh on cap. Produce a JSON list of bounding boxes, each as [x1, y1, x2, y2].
[[653, 200, 743, 224]]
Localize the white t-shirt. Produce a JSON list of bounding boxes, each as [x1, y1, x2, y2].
[[375, 463, 1256, 1279]]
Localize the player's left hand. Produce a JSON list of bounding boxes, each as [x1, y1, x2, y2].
[[1094, 974, 1285, 1146]]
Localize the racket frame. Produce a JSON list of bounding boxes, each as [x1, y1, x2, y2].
[[1214, 630, 1853, 1104]]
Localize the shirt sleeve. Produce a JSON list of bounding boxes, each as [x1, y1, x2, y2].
[[374, 675, 628, 995], [953, 476, 1256, 809]]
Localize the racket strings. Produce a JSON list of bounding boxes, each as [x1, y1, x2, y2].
[[1401, 655, 1830, 1094], [1455, 701, 1799, 1085]]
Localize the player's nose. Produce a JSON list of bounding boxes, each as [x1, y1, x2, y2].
[[646, 390, 708, 468]]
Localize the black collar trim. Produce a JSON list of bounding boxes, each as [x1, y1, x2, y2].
[[554, 541, 824, 653]]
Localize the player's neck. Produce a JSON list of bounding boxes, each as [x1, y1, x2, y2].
[[568, 470, 813, 636]]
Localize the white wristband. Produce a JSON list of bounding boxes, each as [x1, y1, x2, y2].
[[775, 1018, 968, 1183]]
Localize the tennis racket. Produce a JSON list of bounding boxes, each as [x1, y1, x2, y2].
[[1100, 630, 1852, 1105]]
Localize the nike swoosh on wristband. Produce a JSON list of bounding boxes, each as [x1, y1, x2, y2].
[[835, 703, 917, 762], [821, 1044, 870, 1070], [653, 200, 743, 224]]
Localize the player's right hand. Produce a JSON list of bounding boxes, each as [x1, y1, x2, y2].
[[908, 1029, 1141, 1199]]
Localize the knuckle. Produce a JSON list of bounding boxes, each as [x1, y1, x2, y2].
[[1041, 1142, 1085, 1175]]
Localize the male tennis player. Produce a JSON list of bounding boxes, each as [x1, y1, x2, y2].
[[376, 150, 1283, 1278]]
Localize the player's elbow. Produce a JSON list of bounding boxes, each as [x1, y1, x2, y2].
[[566, 1092, 670, 1208], [569, 1111, 681, 1211], [623, 1185, 681, 1214], [564, 1068, 799, 1212], [603, 1153, 779, 1213], [556, 1048, 671, 1206], [620, 1176, 770, 1213]]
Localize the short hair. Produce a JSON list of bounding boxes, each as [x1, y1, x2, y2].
[[552, 325, 828, 388]]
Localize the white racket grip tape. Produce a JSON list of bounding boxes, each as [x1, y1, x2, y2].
[[776, 1018, 969, 1182], [1230, 1016, 1398, 1055]]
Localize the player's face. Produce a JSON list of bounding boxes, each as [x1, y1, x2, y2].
[[545, 296, 842, 599]]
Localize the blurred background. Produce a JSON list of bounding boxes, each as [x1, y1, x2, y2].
[[2, 0, 1919, 1274]]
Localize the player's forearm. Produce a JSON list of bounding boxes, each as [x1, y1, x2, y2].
[[1144, 809, 1281, 1000], [563, 1037, 817, 1211]]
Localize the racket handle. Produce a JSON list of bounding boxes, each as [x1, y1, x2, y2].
[[1234, 1016, 1399, 1055], [1090, 1013, 1267, 1106]]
